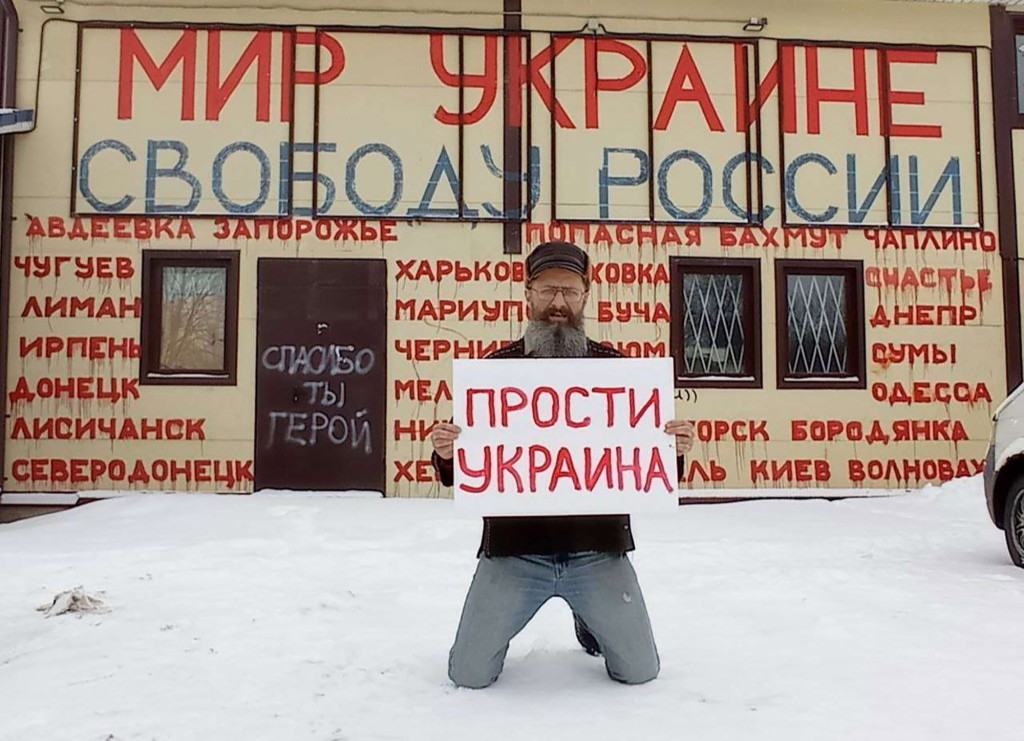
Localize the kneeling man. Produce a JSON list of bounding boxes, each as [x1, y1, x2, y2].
[[431, 241, 694, 688]]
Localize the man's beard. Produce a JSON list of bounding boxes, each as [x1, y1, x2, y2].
[[523, 308, 588, 358]]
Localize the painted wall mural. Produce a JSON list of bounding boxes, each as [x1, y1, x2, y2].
[[4, 10, 1004, 495]]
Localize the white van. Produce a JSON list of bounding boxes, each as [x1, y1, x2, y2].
[[984, 383, 1024, 567]]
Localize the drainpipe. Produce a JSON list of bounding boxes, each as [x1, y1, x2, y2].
[[0, 0, 19, 491]]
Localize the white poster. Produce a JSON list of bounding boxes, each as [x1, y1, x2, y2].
[[452, 358, 679, 515]]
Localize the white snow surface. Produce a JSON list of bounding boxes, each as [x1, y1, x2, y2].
[[2, 476, 1023, 741]]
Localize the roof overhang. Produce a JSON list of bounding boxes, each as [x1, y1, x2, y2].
[[0, 108, 33, 135]]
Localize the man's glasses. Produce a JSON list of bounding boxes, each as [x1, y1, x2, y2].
[[530, 286, 586, 303]]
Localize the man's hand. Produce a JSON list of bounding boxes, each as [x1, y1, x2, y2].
[[664, 419, 695, 456], [430, 422, 462, 460]]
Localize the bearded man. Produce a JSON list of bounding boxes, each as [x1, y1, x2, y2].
[[431, 241, 695, 689]]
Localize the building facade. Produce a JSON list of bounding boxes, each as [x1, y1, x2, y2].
[[1, 0, 1022, 502]]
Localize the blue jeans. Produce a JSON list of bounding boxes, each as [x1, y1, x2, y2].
[[448, 551, 660, 688]]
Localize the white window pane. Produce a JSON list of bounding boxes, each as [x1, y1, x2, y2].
[[682, 272, 746, 375], [786, 274, 848, 375], [159, 266, 227, 371]]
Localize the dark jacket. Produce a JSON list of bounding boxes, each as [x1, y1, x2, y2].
[[432, 337, 683, 557]]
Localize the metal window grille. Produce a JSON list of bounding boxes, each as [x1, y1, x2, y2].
[[786, 274, 848, 375], [682, 273, 746, 375]]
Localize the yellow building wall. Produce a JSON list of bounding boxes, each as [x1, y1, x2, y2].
[[3, 0, 1005, 496]]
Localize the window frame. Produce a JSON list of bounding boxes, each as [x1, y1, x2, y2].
[[774, 259, 865, 391], [669, 257, 762, 389], [776, 42, 983, 230], [140, 250, 240, 386]]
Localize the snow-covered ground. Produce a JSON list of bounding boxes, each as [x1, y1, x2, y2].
[[1, 477, 1022, 741]]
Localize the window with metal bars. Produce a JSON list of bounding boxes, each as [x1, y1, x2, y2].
[[775, 260, 865, 390], [670, 258, 761, 388]]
